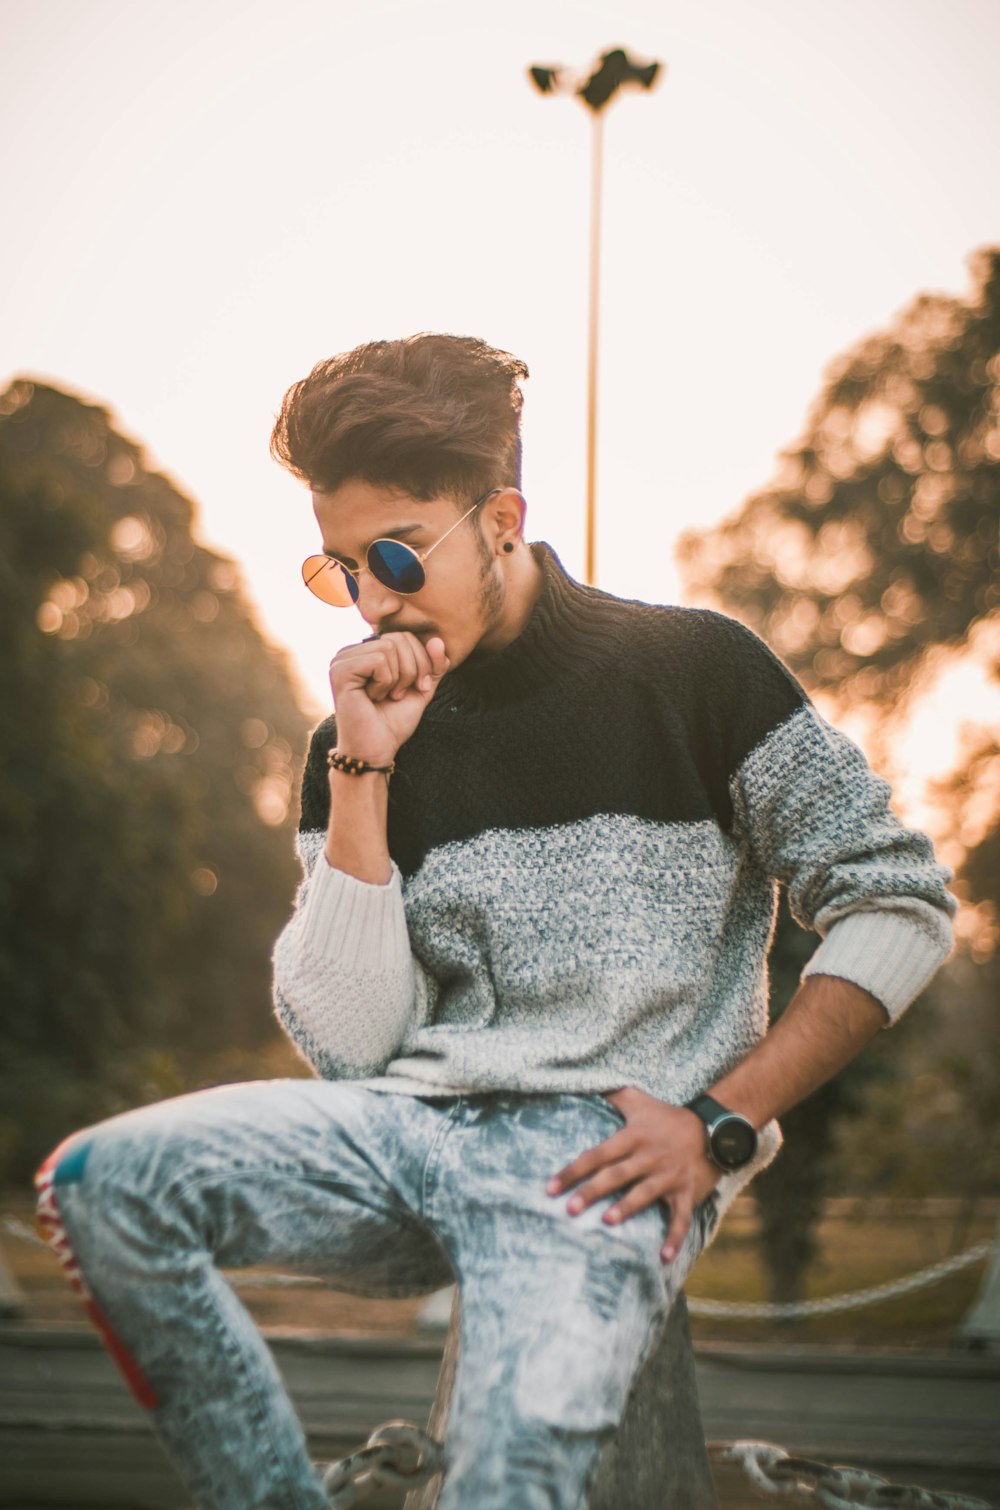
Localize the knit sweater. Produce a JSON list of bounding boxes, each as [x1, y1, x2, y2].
[[271, 541, 955, 1207]]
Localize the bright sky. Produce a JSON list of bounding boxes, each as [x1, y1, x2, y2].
[[3, 0, 999, 737]]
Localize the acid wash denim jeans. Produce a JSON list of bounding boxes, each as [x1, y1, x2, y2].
[[35, 1078, 717, 1510]]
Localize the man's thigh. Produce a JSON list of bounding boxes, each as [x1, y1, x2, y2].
[[38, 1078, 454, 1299], [432, 1092, 714, 1435]]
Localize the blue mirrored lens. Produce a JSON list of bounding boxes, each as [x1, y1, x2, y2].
[[369, 539, 425, 594]]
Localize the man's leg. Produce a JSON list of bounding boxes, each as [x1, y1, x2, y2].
[[34, 1080, 454, 1510], [428, 1093, 716, 1510]]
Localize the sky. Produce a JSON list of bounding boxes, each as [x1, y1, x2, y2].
[[2, 0, 999, 744]]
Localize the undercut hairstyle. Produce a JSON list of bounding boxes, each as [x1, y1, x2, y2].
[[270, 333, 529, 506]]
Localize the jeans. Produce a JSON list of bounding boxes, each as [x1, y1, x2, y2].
[[35, 1079, 717, 1510]]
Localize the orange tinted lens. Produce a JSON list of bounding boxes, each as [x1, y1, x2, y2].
[[302, 556, 357, 606]]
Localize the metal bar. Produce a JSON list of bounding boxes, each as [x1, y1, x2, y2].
[[585, 108, 604, 586]]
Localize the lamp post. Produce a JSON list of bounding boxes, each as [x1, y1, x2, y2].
[[528, 48, 663, 586]]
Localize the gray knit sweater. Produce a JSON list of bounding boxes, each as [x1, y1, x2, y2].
[[271, 542, 955, 1209]]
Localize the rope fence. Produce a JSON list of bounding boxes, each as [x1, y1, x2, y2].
[[5, 1215, 988, 1320], [685, 1243, 992, 1319]]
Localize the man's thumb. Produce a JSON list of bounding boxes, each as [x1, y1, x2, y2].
[[426, 636, 450, 677]]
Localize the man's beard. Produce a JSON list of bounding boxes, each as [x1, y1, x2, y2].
[[475, 537, 505, 629]]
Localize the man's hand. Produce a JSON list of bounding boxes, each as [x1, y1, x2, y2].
[[547, 1088, 719, 1263], [329, 631, 450, 765]]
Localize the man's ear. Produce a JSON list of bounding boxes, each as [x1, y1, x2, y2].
[[488, 488, 527, 550]]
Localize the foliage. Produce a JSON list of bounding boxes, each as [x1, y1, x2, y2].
[[677, 248, 1000, 1299], [678, 247, 1000, 726], [0, 379, 313, 1183]]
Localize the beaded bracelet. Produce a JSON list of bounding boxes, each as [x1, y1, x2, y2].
[[327, 749, 396, 779]]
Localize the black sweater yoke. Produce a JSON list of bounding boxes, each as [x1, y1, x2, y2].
[[300, 541, 805, 876]]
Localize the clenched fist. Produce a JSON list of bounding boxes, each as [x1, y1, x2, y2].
[[328, 632, 450, 768]]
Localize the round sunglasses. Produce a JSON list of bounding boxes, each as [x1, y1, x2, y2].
[[302, 488, 501, 607]]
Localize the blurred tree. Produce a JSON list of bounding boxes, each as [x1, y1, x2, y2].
[[0, 379, 313, 1183], [678, 247, 999, 734], [677, 247, 1000, 1301]]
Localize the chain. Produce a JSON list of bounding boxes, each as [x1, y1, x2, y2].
[[318, 1428, 993, 1510], [321, 1421, 443, 1507], [709, 1440, 993, 1510], [5, 1217, 989, 1318]]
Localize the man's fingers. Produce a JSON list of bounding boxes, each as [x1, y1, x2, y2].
[[332, 632, 447, 703], [547, 1129, 632, 1194], [367, 634, 441, 700], [388, 637, 421, 700], [660, 1193, 694, 1262], [390, 635, 445, 699], [560, 1156, 646, 1213], [600, 1175, 675, 1229], [425, 636, 449, 684], [407, 634, 444, 694], [365, 642, 400, 701]]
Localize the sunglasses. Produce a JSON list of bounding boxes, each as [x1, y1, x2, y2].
[[302, 488, 502, 607]]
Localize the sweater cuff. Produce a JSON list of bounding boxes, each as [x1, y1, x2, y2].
[[801, 908, 947, 1024], [297, 857, 411, 971]]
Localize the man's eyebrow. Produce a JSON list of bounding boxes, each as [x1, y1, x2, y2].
[[322, 522, 425, 567]]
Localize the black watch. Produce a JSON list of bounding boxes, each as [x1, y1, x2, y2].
[[683, 1094, 758, 1172]]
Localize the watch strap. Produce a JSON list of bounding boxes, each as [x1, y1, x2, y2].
[[684, 1093, 732, 1127]]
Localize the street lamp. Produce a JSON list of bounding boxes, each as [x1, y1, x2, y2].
[[528, 47, 663, 586]]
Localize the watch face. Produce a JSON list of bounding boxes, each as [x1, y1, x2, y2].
[[710, 1115, 757, 1170]]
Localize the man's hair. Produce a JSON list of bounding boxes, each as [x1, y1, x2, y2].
[[270, 333, 529, 504]]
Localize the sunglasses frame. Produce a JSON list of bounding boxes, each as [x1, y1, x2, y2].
[[303, 487, 502, 606]]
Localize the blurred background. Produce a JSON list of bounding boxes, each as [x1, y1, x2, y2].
[[2, 0, 999, 1340]]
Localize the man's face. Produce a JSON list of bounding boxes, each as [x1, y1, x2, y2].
[[310, 478, 507, 667]]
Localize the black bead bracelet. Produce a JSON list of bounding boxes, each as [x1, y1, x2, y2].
[[327, 749, 396, 779]]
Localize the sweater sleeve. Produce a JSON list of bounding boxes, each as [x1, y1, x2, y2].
[[270, 716, 427, 1078], [696, 614, 956, 1024]]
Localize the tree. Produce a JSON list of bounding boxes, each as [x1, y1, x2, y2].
[[678, 247, 999, 734], [677, 248, 1000, 1301], [0, 379, 313, 1182]]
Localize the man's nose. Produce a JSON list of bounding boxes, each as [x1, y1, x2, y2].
[[354, 569, 403, 625]]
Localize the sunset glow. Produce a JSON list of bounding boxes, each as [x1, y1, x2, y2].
[[3, 0, 998, 778]]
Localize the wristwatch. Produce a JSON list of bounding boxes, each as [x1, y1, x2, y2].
[[683, 1094, 758, 1172]]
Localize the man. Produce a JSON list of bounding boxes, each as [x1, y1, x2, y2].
[[36, 333, 955, 1510]]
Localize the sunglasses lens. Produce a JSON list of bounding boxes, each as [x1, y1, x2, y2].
[[368, 539, 425, 595], [302, 556, 358, 607]]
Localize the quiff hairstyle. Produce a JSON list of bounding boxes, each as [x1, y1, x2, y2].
[[270, 333, 529, 505]]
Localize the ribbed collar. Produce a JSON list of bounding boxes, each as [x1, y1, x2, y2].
[[430, 541, 612, 711]]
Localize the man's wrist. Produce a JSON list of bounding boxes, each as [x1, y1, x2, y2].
[[328, 742, 398, 771], [683, 1094, 758, 1172], [328, 749, 395, 781]]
